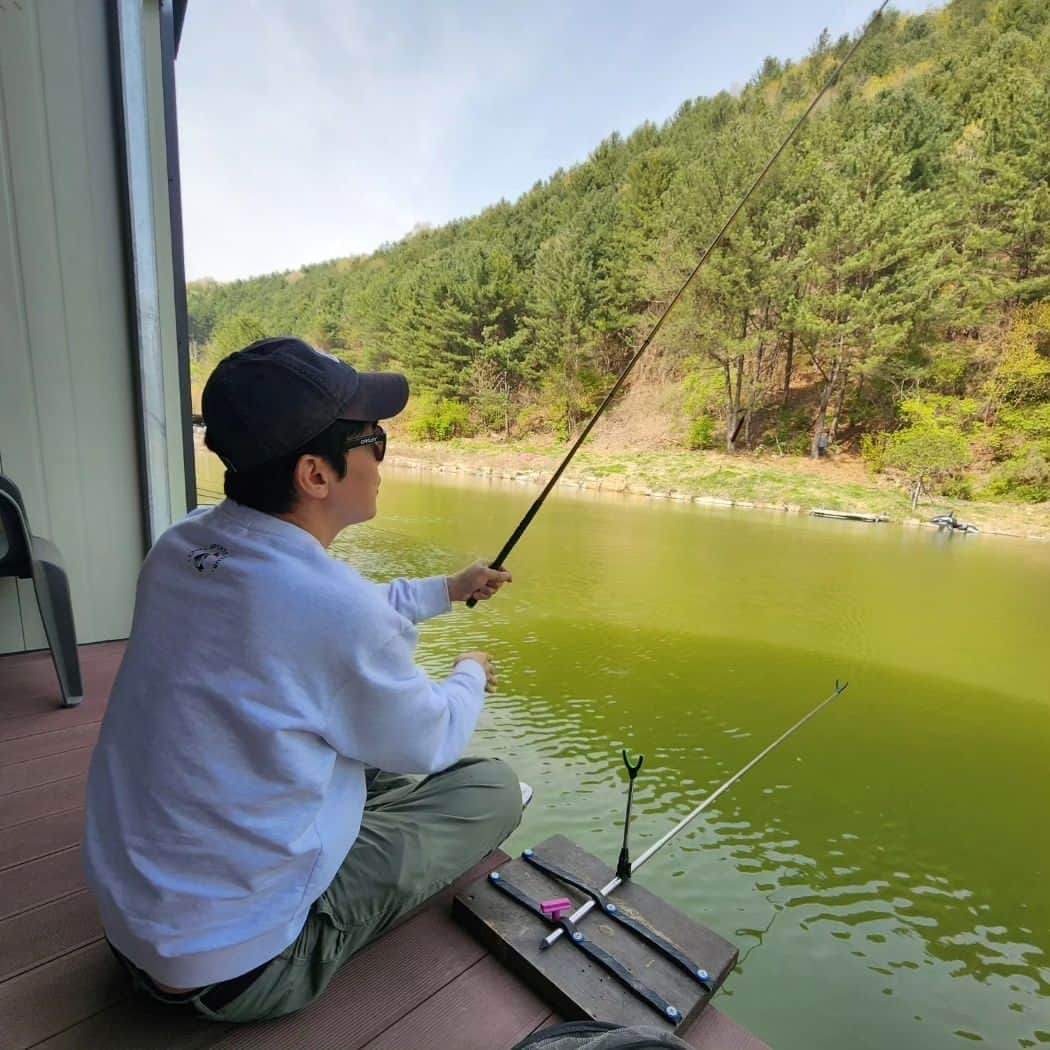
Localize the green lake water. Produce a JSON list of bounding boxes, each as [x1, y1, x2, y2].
[[197, 456, 1050, 1050]]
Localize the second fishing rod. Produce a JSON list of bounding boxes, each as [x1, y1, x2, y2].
[[537, 679, 849, 950], [466, 1, 890, 607]]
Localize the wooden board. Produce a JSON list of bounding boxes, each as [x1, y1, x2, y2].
[[453, 834, 738, 1035]]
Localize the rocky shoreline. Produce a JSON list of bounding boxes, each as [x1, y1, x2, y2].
[[385, 451, 1049, 542]]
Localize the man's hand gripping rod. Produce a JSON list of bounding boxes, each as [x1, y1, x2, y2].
[[541, 680, 849, 949]]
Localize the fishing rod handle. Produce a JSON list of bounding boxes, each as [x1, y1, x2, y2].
[[464, 550, 512, 609], [465, 558, 504, 610]]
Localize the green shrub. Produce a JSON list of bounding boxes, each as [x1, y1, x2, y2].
[[927, 344, 971, 394], [472, 394, 511, 434], [987, 449, 1050, 503], [513, 402, 549, 436], [860, 432, 890, 474], [683, 367, 722, 420], [1000, 403, 1050, 439], [762, 408, 811, 455], [989, 307, 1050, 406], [408, 398, 473, 441], [538, 369, 606, 442], [886, 421, 972, 507], [687, 417, 717, 450], [940, 477, 974, 501]]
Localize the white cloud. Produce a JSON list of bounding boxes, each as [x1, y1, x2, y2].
[[179, 1, 484, 278], [178, 0, 946, 282]]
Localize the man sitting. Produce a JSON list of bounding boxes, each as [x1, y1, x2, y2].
[[84, 337, 521, 1021]]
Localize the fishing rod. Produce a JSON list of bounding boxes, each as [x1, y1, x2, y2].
[[540, 679, 849, 949], [467, 1, 891, 608]]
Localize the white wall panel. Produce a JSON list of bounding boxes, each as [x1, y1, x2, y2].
[[0, 1, 183, 652]]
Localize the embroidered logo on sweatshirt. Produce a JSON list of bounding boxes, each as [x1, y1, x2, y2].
[[188, 544, 229, 575]]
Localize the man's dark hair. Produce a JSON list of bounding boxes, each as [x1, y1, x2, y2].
[[207, 419, 371, 514]]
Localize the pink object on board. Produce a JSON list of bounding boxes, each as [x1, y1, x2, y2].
[[540, 896, 573, 921]]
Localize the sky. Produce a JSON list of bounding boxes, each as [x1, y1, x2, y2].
[[176, 0, 942, 283]]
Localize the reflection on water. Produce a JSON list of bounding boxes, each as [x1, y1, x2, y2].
[[196, 455, 1050, 1050]]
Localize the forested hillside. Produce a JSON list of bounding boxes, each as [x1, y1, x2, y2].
[[188, 0, 1050, 504]]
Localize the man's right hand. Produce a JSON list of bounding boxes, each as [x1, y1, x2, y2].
[[456, 651, 496, 692]]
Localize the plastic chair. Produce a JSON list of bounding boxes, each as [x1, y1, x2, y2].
[[0, 474, 83, 707]]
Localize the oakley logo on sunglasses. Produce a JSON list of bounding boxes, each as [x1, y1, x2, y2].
[[346, 425, 387, 462]]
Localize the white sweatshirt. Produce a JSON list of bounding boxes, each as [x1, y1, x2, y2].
[[83, 499, 486, 988]]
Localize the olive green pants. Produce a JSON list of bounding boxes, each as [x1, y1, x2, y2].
[[126, 756, 522, 1022]]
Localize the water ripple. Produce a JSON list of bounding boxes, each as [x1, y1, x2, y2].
[[301, 468, 1050, 1050]]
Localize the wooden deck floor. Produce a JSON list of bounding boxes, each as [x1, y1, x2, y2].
[[0, 641, 769, 1050]]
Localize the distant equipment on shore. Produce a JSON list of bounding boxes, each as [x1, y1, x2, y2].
[[810, 508, 889, 524], [931, 511, 979, 534]]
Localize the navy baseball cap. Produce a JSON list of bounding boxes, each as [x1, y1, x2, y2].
[[202, 337, 409, 471]]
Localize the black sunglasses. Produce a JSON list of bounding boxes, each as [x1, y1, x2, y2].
[[346, 424, 386, 462]]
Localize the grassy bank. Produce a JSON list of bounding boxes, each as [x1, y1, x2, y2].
[[384, 437, 1050, 541]]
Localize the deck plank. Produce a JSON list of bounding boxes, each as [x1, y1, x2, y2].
[[0, 845, 83, 921], [0, 643, 230, 1050], [0, 642, 124, 722], [0, 653, 70, 718], [683, 1006, 771, 1050], [0, 721, 100, 767], [0, 941, 126, 1049], [0, 889, 100, 982], [0, 642, 119, 742], [26, 854, 507, 1050], [0, 745, 93, 796], [0, 773, 87, 830], [0, 708, 103, 745], [216, 909, 485, 1050], [31, 998, 232, 1050], [0, 807, 85, 872], [528, 1014, 563, 1036], [359, 954, 551, 1050], [217, 853, 504, 1050]]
